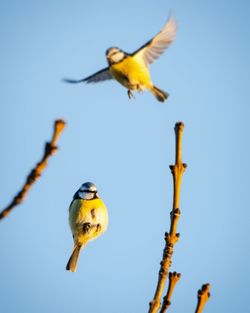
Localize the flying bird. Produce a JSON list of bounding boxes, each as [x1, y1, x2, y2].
[[66, 182, 108, 272], [63, 16, 177, 102]]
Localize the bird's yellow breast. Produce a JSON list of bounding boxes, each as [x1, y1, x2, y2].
[[110, 56, 151, 89], [69, 198, 108, 245]]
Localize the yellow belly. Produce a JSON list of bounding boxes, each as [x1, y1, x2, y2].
[[109, 56, 151, 90], [69, 198, 109, 245]]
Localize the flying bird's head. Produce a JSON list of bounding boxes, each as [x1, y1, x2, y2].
[[76, 182, 99, 200], [106, 47, 126, 65]]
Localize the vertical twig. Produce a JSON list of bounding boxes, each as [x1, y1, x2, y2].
[[148, 122, 187, 313], [159, 272, 181, 313], [194, 284, 211, 313], [0, 119, 66, 220]]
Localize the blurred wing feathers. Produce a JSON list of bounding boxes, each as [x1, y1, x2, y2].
[[132, 17, 177, 66], [63, 67, 112, 84]]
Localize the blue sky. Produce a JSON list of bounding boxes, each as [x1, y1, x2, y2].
[[1, 0, 250, 312]]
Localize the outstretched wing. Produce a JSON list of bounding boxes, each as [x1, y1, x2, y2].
[[132, 16, 177, 66], [63, 67, 113, 84]]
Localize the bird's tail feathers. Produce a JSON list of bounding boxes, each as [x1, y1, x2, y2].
[[66, 244, 82, 272], [149, 85, 169, 102]]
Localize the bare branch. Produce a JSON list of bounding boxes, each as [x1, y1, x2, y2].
[[0, 119, 66, 221], [159, 272, 181, 313], [148, 122, 187, 313], [194, 284, 211, 313]]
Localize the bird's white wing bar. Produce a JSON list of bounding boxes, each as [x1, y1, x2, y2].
[[63, 67, 113, 84], [132, 16, 177, 66]]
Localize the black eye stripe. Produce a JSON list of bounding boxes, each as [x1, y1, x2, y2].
[[109, 51, 120, 56]]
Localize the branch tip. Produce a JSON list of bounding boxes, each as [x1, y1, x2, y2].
[[55, 119, 66, 132], [159, 271, 181, 313], [175, 121, 184, 132], [0, 119, 66, 221], [195, 283, 211, 313]]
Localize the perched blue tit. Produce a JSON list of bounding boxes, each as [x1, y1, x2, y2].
[[66, 182, 108, 272], [63, 16, 177, 102]]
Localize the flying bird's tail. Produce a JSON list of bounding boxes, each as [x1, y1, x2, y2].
[[148, 85, 169, 102], [66, 244, 82, 272]]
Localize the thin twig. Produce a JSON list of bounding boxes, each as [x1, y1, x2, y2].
[[0, 119, 66, 221], [194, 284, 211, 313], [148, 122, 187, 313], [159, 272, 181, 313]]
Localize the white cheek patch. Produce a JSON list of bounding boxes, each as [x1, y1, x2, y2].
[[111, 52, 125, 63], [78, 191, 93, 200]]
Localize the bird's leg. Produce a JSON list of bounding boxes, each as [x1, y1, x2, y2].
[[83, 222, 91, 233], [137, 84, 143, 94], [95, 223, 102, 234], [127, 89, 135, 99], [83, 222, 101, 235]]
